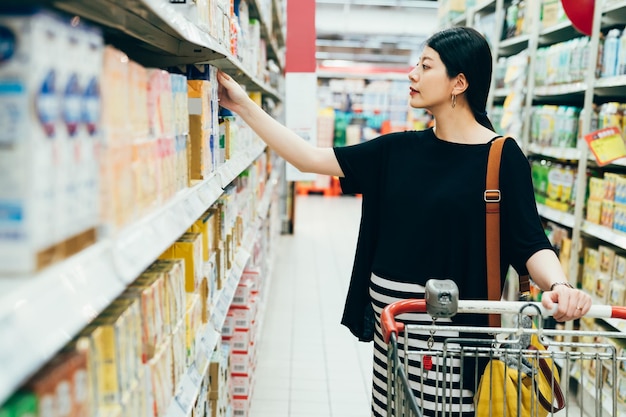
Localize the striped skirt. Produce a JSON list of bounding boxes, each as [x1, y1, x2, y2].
[[370, 273, 476, 417]]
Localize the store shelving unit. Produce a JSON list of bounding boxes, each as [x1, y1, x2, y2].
[[449, 4, 626, 413], [0, 0, 286, 408], [28, 0, 284, 100], [451, 0, 626, 283], [165, 166, 281, 417]]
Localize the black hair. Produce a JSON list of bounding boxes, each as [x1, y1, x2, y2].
[[425, 26, 495, 130]]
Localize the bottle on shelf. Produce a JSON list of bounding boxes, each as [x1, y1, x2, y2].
[[602, 28, 621, 78]]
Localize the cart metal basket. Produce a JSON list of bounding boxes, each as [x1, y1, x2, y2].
[[381, 294, 626, 417]]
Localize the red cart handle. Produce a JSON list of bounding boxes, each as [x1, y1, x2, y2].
[[381, 299, 427, 344], [381, 299, 626, 344]]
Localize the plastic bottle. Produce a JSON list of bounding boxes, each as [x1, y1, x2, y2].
[[619, 29, 626, 74], [602, 29, 620, 78], [505, 1, 519, 39]]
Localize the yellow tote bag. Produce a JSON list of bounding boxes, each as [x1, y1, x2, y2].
[[474, 331, 565, 417]]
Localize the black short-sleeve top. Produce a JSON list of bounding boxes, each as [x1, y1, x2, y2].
[[333, 128, 554, 341]]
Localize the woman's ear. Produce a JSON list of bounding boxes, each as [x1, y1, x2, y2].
[[451, 73, 469, 96]]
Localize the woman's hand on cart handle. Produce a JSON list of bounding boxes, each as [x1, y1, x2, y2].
[[541, 284, 592, 322]]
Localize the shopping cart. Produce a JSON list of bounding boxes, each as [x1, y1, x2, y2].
[[380, 280, 626, 417]]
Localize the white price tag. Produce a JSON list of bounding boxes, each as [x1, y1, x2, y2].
[[211, 298, 228, 329], [198, 179, 221, 207], [115, 226, 158, 281], [187, 361, 201, 386], [189, 195, 204, 216], [173, 375, 196, 414], [181, 199, 195, 221]]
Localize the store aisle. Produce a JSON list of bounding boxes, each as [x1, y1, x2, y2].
[[249, 195, 373, 417]]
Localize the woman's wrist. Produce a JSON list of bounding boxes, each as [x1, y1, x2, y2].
[[549, 281, 574, 291]]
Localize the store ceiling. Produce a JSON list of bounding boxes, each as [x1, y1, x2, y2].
[[315, 0, 439, 71]]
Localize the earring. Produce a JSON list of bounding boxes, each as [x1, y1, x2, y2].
[[451, 94, 457, 109]]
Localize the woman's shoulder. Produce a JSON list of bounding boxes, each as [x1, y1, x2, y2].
[[373, 128, 432, 144]]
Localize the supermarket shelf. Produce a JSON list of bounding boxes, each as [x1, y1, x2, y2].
[[165, 167, 279, 417], [594, 75, 626, 96], [49, 0, 226, 64], [0, 144, 268, 405], [536, 204, 575, 228], [498, 34, 530, 57], [316, 70, 409, 81], [473, 0, 497, 14], [538, 21, 580, 46], [167, 238, 252, 417], [533, 82, 587, 98], [527, 143, 582, 161], [248, 0, 284, 69], [272, 0, 286, 48], [581, 221, 626, 251], [493, 88, 510, 99], [16, 0, 281, 99], [450, 13, 467, 27], [209, 55, 282, 102], [604, 0, 626, 26], [570, 363, 626, 417]]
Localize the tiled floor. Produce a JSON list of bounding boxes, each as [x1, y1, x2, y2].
[[249, 195, 373, 417]]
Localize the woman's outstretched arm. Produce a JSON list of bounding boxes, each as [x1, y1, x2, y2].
[[217, 71, 344, 177]]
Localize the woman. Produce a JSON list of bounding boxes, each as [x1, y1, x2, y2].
[[217, 26, 591, 416]]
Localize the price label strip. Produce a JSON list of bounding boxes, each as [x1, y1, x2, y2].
[[585, 126, 626, 166]]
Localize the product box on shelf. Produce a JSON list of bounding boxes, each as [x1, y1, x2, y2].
[[120, 373, 147, 417], [121, 270, 167, 363], [231, 396, 251, 417], [608, 280, 626, 306], [58, 18, 104, 239], [0, 10, 102, 273], [148, 259, 186, 334], [0, 392, 37, 417], [148, 337, 175, 417], [19, 347, 89, 417], [161, 232, 204, 293], [209, 344, 231, 417], [185, 293, 203, 367], [540, 0, 567, 29], [100, 46, 134, 233], [171, 320, 186, 390], [188, 80, 214, 180], [615, 255, 626, 281], [90, 298, 142, 404]]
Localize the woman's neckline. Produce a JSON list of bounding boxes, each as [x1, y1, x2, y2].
[[428, 127, 500, 146]]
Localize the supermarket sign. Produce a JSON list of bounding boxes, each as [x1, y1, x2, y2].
[[584, 126, 626, 166]]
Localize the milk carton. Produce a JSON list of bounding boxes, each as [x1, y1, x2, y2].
[[80, 25, 103, 233], [0, 10, 64, 273]]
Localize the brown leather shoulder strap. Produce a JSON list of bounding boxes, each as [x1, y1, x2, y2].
[[485, 137, 507, 327]]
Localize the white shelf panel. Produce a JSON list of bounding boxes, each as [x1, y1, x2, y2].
[[0, 144, 267, 405], [534, 82, 587, 97], [46, 0, 281, 99], [527, 143, 582, 161], [499, 34, 530, 49], [493, 88, 510, 98], [594, 74, 626, 88], [451, 13, 467, 27], [581, 221, 626, 251], [472, 0, 496, 14], [536, 204, 575, 228]]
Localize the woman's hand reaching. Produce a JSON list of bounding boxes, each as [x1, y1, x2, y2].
[[216, 70, 252, 115], [541, 285, 592, 322]]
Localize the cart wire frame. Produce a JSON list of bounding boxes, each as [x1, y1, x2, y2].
[[382, 299, 626, 417]]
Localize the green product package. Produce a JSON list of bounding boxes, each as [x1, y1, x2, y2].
[[2, 392, 37, 417]]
